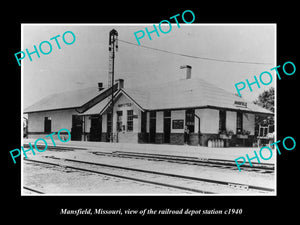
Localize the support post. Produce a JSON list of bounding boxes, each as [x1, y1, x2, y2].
[[194, 114, 201, 146]]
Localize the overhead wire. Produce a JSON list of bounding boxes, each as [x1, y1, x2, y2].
[[118, 39, 273, 65]]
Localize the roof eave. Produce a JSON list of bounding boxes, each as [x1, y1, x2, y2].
[[144, 105, 274, 116], [99, 89, 145, 115], [24, 106, 78, 114]]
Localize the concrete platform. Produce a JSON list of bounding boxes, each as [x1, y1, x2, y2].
[[22, 138, 276, 165]]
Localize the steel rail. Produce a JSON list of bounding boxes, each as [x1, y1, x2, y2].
[[24, 158, 214, 194], [92, 151, 275, 172], [25, 157, 274, 193], [23, 186, 44, 194]]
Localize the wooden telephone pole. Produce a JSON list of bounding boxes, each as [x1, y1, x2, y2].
[[108, 29, 118, 142]]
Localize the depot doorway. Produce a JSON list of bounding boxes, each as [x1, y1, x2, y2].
[[163, 110, 171, 143], [89, 115, 102, 141], [149, 111, 156, 143], [71, 115, 82, 141]]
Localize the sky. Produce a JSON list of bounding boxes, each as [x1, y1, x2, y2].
[[22, 24, 275, 109]]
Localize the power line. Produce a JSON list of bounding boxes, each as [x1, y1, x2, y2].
[[118, 39, 273, 65]]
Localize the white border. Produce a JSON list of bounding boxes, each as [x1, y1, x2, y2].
[[21, 23, 277, 196]]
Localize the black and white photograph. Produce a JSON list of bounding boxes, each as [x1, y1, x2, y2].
[[21, 24, 276, 195], [3, 4, 299, 221]]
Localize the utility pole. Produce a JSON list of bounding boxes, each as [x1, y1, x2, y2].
[[108, 29, 118, 142]]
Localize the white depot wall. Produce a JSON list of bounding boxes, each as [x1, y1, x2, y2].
[[195, 108, 219, 134], [28, 109, 76, 133], [193, 109, 254, 135], [243, 113, 255, 134], [146, 112, 150, 133], [137, 109, 142, 133], [102, 114, 107, 132], [112, 93, 141, 133], [156, 111, 164, 133], [28, 113, 44, 132], [83, 115, 91, 133], [226, 111, 237, 134]]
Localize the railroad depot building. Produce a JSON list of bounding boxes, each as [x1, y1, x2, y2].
[[24, 68, 273, 147]]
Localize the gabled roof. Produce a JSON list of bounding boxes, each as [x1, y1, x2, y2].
[[24, 77, 274, 116], [24, 87, 101, 113], [24, 81, 119, 114], [99, 89, 146, 115], [119, 78, 273, 115]]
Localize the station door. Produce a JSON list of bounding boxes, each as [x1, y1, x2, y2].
[[89, 115, 102, 141], [71, 115, 82, 141]]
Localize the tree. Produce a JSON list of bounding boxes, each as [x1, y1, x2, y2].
[[253, 87, 274, 113], [253, 87, 275, 137]]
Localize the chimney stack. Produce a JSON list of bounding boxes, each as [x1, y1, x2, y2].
[[98, 82, 104, 91], [117, 79, 124, 89], [180, 65, 192, 79]]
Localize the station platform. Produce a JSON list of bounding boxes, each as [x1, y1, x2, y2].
[[22, 138, 275, 165]]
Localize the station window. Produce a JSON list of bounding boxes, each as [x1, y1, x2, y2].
[[141, 111, 147, 133], [127, 110, 133, 132], [116, 111, 123, 132], [219, 110, 226, 131], [236, 112, 243, 134], [107, 113, 112, 134], [44, 117, 51, 133]]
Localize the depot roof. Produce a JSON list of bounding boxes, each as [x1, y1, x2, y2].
[[24, 88, 100, 113], [24, 78, 274, 115], [104, 78, 273, 115]]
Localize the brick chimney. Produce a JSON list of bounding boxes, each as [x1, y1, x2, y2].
[[180, 65, 192, 79], [98, 82, 104, 91], [117, 79, 124, 89]]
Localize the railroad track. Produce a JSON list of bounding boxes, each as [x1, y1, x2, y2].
[[23, 186, 44, 194], [91, 151, 275, 174], [24, 157, 275, 194], [23, 144, 87, 152], [23, 144, 274, 173]]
